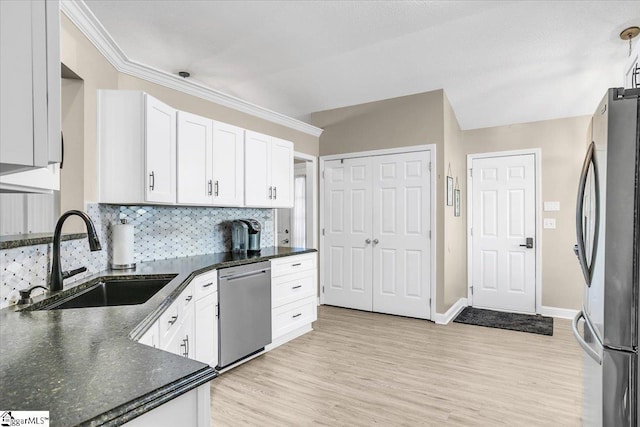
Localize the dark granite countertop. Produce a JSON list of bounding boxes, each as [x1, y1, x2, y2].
[[1, 233, 88, 250], [0, 247, 316, 426]]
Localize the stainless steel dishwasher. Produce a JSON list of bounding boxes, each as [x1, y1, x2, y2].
[[218, 261, 272, 369]]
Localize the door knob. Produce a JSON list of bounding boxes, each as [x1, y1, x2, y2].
[[373, 238, 379, 245], [365, 238, 371, 244], [519, 237, 534, 249]]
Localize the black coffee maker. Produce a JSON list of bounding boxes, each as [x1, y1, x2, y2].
[[231, 219, 262, 253]]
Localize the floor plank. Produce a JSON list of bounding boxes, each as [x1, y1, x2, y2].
[[211, 306, 582, 426]]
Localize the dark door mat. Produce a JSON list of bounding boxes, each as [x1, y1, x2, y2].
[[453, 307, 553, 336]]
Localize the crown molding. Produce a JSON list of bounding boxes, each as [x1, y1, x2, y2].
[[60, 0, 323, 138]]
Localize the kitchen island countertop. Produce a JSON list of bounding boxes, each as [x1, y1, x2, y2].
[[0, 247, 316, 426]]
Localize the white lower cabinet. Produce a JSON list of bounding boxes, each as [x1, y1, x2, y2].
[[270, 253, 318, 343], [123, 383, 210, 427], [194, 290, 218, 367], [139, 272, 217, 365]]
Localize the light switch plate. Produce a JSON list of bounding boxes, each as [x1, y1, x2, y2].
[[544, 201, 560, 211], [543, 218, 556, 229]]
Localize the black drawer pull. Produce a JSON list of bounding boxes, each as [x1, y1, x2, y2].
[[168, 315, 178, 325], [291, 263, 302, 267], [292, 285, 302, 290], [292, 313, 302, 319], [203, 282, 214, 288], [185, 295, 193, 302]]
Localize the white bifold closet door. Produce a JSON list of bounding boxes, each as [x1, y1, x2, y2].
[[324, 151, 431, 319]]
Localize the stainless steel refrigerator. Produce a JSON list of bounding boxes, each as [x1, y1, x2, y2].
[[573, 87, 639, 426]]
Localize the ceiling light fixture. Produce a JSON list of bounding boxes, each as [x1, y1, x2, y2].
[[178, 71, 191, 78], [620, 26, 640, 56]]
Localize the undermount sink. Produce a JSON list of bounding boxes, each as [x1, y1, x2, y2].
[[37, 277, 174, 310]]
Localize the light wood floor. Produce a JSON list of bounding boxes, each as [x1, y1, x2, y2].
[[210, 306, 582, 426]]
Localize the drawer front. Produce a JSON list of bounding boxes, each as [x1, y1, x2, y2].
[[272, 270, 316, 308], [271, 253, 316, 278], [272, 296, 317, 340], [193, 270, 217, 300]]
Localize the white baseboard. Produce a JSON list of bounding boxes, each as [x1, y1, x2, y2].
[[538, 306, 579, 320], [434, 298, 468, 325]]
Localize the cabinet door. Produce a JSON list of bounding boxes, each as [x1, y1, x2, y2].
[[194, 291, 218, 367], [0, 1, 36, 169], [139, 322, 160, 348], [212, 122, 244, 206], [177, 111, 213, 205], [164, 305, 195, 358], [270, 138, 294, 208], [244, 131, 271, 207], [145, 95, 176, 204]]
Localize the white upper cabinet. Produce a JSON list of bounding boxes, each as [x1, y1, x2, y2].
[[177, 111, 213, 205], [270, 137, 294, 208], [177, 114, 244, 206], [98, 90, 295, 208], [0, 0, 61, 175], [245, 131, 272, 206], [211, 121, 244, 206], [245, 131, 293, 208], [146, 96, 177, 203], [98, 91, 176, 204]]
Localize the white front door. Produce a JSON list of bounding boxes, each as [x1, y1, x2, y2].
[[371, 152, 431, 319], [323, 157, 373, 311], [471, 154, 536, 313]]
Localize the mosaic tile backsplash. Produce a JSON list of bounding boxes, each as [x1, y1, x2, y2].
[[0, 204, 273, 308]]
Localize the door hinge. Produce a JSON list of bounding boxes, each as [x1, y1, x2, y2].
[[469, 168, 473, 178], [322, 228, 325, 236], [322, 286, 325, 293], [429, 297, 432, 306], [428, 230, 431, 240], [322, 170, 325, 179], [428, 162, 432, 172], [470, 286, 474, 295]]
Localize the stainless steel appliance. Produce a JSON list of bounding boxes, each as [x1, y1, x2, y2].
[[573, 87, 639, 426], [217, 261, 272, 369], [231, 219, 262, 253]]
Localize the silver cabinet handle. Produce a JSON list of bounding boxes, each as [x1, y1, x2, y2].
[[365, 238, 371, 244], [168, 315, 178, 325], [273, 186, 277, 199], [208, 180, 213, 196], [373, 238, 379, 244], [572, 311, 602, 365], [185, 295, 193, 302], [268, 186, 273, 199], [202, 282, 214, 288], [214, 180, 219, 196], [292, 313, 302, 319], [291, 263, 302, 267], [292, 285, 302, 290], [149, 171, 155, 190]]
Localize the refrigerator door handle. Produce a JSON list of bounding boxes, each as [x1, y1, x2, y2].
[[575, 141, 601, 286], [572, 310, 602, 365]]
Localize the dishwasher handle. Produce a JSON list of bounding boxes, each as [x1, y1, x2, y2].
[[220, 268, 271, 282]]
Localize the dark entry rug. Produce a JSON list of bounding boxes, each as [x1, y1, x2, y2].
[[453, 307, 553, 336]]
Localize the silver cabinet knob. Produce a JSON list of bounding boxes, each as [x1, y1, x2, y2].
[[365, 238, 371, 244], [373, 238, 379, 244]]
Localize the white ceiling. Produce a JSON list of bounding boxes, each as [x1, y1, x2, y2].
[[84, 0, 639, 130]]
